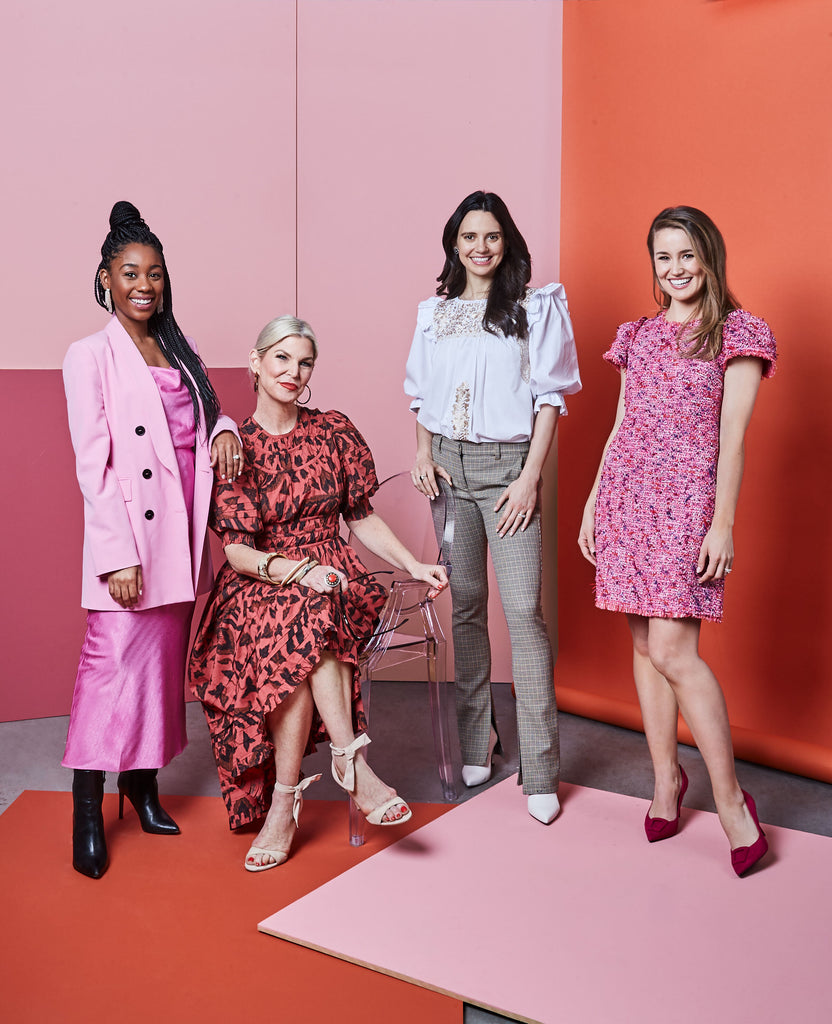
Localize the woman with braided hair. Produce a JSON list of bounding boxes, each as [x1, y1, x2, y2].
[[62, 201, 242, 878]]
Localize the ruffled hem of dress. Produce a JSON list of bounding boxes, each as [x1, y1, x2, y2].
[[593, 596, 722, 625], [207, 624, 366, 828]]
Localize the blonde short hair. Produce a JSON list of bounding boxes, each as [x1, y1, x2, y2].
[[255, 316, 318, 359]]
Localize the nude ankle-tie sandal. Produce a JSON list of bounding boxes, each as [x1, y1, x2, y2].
[[244, 773, 322, 872], [329, 734, 413, 826]]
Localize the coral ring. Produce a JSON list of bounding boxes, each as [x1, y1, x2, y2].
[[324, 571, 341, 589]]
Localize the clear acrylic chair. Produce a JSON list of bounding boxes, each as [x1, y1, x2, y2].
[[346, 473, 456, 846]]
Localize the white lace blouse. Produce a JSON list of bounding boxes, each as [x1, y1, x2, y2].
[[404, 283, 581, 444]]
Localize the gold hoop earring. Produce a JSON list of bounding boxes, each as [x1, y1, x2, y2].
[[104, 288, 113, 314], [297, 384, 311, 405]]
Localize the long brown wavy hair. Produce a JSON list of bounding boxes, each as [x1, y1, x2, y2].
[[436, 191, 532, 340], [648, 206, 740, 361]]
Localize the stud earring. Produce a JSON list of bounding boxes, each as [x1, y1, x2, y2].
[[453, 247, 459, 255], [104, 288, 113, 314]]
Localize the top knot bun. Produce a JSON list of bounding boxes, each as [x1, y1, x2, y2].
[[109, 201, 144, 230]]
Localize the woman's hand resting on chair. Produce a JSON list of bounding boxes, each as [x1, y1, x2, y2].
[[406, 562, 449, 601]]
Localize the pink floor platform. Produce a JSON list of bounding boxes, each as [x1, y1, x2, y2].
[[259, 779, 832, 1024]]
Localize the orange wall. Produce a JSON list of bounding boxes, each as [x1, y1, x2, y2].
[[558, 0, 832, 781]]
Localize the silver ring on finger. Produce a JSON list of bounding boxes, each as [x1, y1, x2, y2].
[[232, 454, 240, 460], [324, 571, 340, 589]]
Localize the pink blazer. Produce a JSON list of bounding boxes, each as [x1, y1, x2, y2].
[[63, 316, 238, 611]]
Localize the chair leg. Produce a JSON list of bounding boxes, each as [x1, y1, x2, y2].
[[426, 637, 457, 801], [349, 798, 366, 847], [348, 672, 371, 847]]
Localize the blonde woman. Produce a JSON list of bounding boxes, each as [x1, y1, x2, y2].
[[190, 317, 448, 870]]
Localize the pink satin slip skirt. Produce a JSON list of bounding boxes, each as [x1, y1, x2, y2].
[[62, 601, 193, 772]]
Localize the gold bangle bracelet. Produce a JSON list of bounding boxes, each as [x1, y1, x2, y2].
[[295, 559, 319, 582], [281, 555, 311, 586], [258, 552, 282, 582]]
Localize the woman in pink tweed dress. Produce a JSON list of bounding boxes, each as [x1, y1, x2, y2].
[[578, 207, 776, 877]]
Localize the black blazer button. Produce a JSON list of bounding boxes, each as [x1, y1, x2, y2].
[[144, 510, 155, 520], [142, 469, 153, 479], [135, 425, 146, 436]]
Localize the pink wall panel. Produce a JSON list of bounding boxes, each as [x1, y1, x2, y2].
[[1, 0, 565, 720], [0, 0, 297, 369], [295, 0, 564, 681], [0, 367, 254, 723], [0, 1, 297, 719]]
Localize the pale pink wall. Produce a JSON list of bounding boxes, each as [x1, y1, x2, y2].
[[0, 0, 297, 719], [0, 0, 564, 720], [0, 0, 297, 369], [296, 0, 564, 681]]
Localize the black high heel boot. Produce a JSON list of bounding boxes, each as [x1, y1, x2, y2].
[[72, 770, 108, 878], [117, 769, 180, 835]]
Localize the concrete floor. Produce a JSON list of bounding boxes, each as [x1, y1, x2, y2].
[[2, 682, 830, 1024]]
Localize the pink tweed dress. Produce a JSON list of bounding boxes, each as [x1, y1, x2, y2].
[[593, 310, 776, 623]]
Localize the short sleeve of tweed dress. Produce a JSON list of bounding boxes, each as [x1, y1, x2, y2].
[[592, 311, 776, 624], [719, 309, 777, 378], [188, 408, 387, 829], [603, 318, 642, 370]]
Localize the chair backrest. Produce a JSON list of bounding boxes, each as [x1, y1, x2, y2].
[[349, 473, 453, 660]]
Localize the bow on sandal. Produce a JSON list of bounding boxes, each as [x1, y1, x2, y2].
[[329, 734, 413, 826], [244, 773, 322, 873]]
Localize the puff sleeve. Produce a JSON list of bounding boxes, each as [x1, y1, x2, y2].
[[403, 297, 441, 412], [603, 319, 643, 371], [525, 283, 582, 415], [329, 411, 380, 522], [720, 310, 777, 379], [210, 475, 263, 548]]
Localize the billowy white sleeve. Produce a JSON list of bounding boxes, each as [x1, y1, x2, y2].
[[527, 283, 582, 415], [403, 297, 441, 413]]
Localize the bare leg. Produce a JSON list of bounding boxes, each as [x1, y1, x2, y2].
[[247, 681, 314, 868], [308, 651, 408, 823], [646, 617, 759, 849], [627, 614, 684, 820]]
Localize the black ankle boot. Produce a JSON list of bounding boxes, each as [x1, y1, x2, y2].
[[72, 770, 108, 878], [117, 769, 180, 835]]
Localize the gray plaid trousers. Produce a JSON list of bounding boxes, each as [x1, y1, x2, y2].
[[433, 435, 559, 794]]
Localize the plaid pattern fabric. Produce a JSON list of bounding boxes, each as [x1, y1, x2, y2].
[[433, 436, 559, 794]]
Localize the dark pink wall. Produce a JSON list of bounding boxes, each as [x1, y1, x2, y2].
[[2, 369, 254, 720]]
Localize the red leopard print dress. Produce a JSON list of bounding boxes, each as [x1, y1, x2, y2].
[[189, 409, 387, 828]]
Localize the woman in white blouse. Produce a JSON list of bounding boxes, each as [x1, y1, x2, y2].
[[405, 191, 581, 823]]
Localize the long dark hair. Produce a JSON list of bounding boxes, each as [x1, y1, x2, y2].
[[648, 206, 740, 361], [436, 191, 532, 340], [94, 201, 220, 436]]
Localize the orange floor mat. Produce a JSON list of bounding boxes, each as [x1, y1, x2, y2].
[[0, 791, 458, 1024]]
